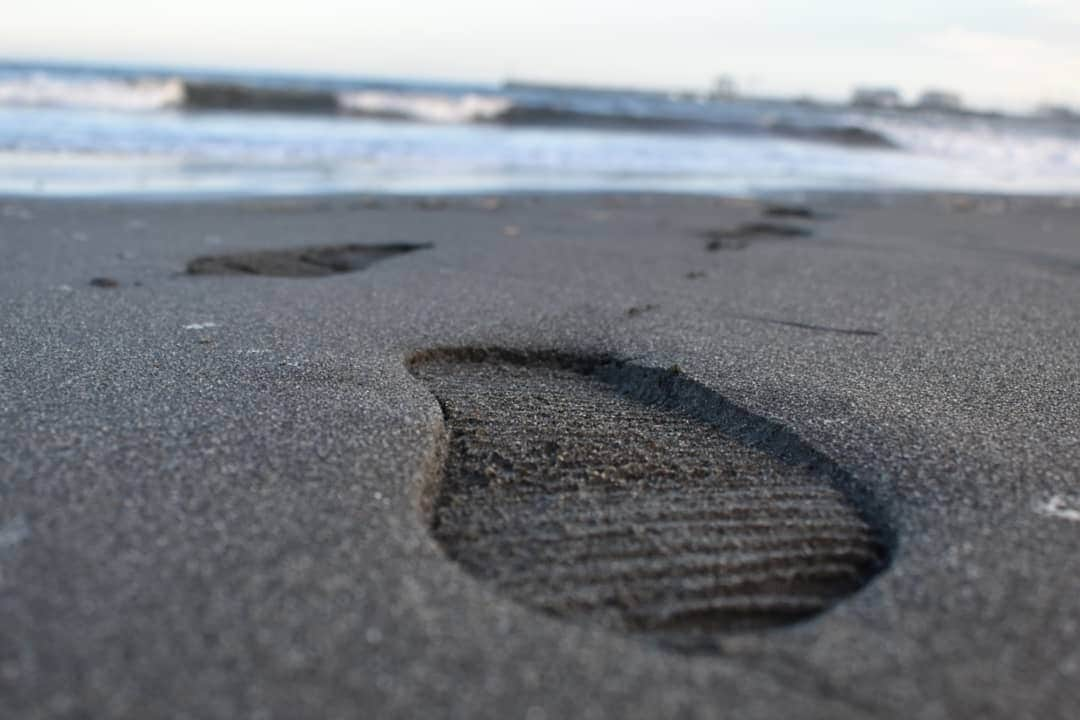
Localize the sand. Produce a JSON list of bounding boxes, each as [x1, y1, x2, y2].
[[1, 191, 1079, 718]]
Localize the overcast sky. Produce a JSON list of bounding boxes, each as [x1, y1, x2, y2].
[[3, 0, 1079, 110]]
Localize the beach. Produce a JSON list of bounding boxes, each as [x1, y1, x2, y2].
[[2, 191, 1079, 718]]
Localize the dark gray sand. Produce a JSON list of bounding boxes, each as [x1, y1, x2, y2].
[[2, 192, 1080, 718]]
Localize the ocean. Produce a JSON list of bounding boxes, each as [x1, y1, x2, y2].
[[3, 59, 1080, 197]]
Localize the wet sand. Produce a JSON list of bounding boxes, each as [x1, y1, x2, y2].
[[1, 191, 1079, 718]]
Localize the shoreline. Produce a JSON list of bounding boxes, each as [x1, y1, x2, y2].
[[6, 183, 1080, 205]]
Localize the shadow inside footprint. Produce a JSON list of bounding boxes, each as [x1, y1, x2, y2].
[[762, 204, 817, 220], [187, 243, 429, 277], [409, 348, 890, 652], [702, 223, 811, 251]]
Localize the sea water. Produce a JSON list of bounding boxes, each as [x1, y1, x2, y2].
[[3, 60, 1080, 197]]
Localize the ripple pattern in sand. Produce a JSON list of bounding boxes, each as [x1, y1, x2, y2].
[[409, 348, 889, 651]]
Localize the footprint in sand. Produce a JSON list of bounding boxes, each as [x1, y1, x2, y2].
[[408, 348, 890, 652], [187, 243, 429, 277], [761, 204, 821, 220], [701, 223, 812, 251]]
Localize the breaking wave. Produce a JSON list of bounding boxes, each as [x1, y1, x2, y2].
[[486, 105, 896, 147], [339, 90, 512, 123], [0, 73, 185, 112]]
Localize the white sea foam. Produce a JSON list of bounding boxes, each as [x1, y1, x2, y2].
[[0, 73, 184, 112], [337, 90, 510, 123]]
